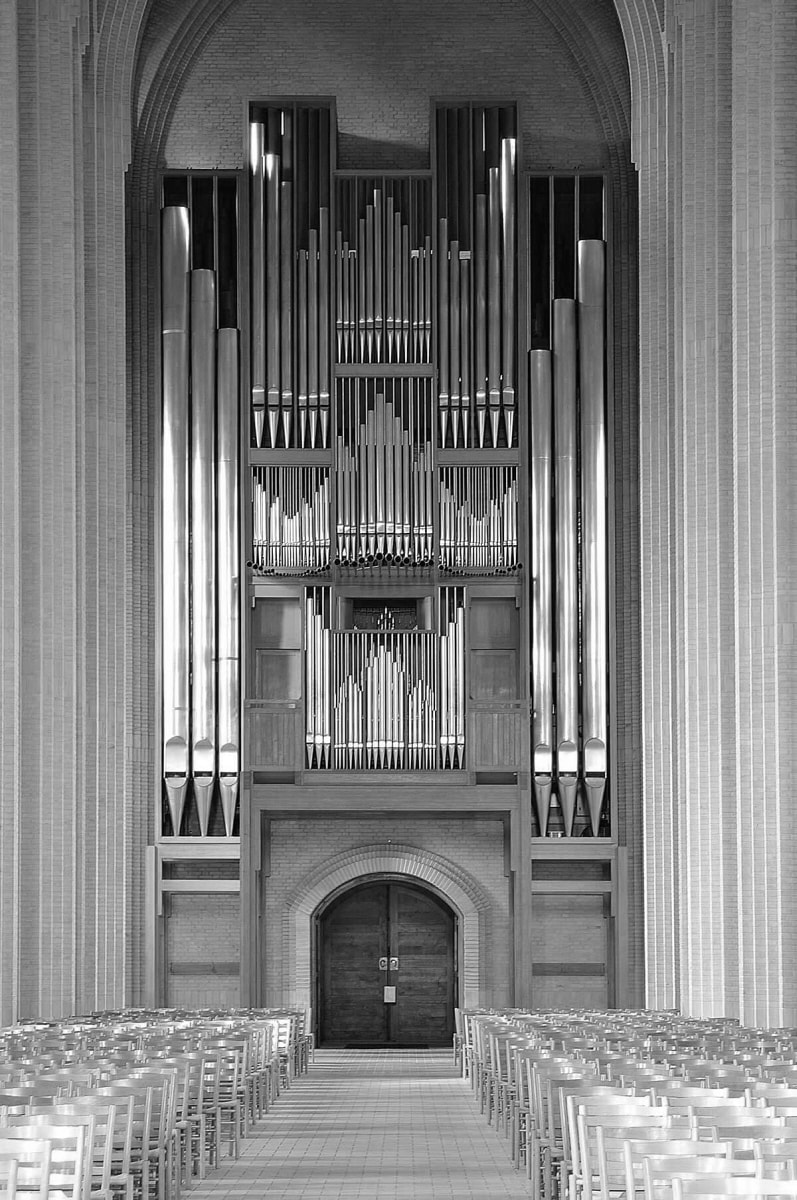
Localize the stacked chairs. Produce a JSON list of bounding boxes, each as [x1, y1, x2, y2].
[[0, 1006, 315, 1200], [457, 1006, 797, 1200]]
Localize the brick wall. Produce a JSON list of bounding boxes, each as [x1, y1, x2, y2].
[[166, 893, 241, 1009], [263, 817, 511, 1007]]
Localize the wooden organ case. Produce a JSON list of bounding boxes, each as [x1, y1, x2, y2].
[[155, 99, 625, 1010]]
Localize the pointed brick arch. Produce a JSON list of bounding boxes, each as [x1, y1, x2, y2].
[[281, 844, 492, 1009]]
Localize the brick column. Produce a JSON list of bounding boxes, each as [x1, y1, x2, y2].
[[0, 0, 149, 1022], [731, 0, 797, 1026], [618, 0, 797, 1022]]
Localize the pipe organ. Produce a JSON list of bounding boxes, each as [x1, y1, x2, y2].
[[158, 102, 612, 840], [160, 175, 241, 837]]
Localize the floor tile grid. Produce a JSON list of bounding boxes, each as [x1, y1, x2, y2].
[[186, 1049, 533, 1198]]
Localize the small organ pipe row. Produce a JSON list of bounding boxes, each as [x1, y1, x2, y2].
[[438, 466, 518, 574], [529, 240, 607, 836], [436, 104, 516, 449], [305, 587, 332, 769], [439, 588, 466, 769], [332, 630, 438, 770], [250, 466, 330, 574], [335, 378, 433, 566], [303, 588, 466, 770], [250, 106, 331, 449], [161, 205, 240, 837], [335, 177, 432, 364]]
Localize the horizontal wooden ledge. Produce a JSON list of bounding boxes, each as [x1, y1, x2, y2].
[[533, 962, 606, 977], [531, 879, 613, 893], [160, 879, 240, 893], [169, 962, 239, 976]]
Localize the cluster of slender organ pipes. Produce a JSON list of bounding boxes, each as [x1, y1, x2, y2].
[[160, 100, 608, 839]]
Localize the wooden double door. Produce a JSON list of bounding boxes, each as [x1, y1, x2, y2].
[[318, 880, 456, 1046]]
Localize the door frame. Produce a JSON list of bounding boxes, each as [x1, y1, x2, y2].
[[312, 871, 460, 1046]]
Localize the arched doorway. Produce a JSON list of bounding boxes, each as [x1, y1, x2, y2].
[[316, 879, 457, 1047]]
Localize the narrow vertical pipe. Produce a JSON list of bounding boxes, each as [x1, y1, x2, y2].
[[190, 270, 217, 836], [297, 250, 308, 449], [474, 193, 487, 447], [217, 328, 240, 835], [487, 166, 501, 447], [308, 226, 319, 448], [460, 253, 471, 447], [374, 186, 383, 361], [500, 137, 516, 446], [438, 216, 450, 445], [553, 300, 579, 835], [161, 206, 190, 837], [318, 206, 330, 448], [385, 190, 395, 361], [250, 125, 266, 446], [578, 239, 608, 835], [265, 152, 281, 446], [280, 179, 294, 445], [449, 239, 461, 448], [530, 349, 554, 836]]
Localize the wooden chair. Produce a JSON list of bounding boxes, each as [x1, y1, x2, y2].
[[671, 1179, 797, 1200]]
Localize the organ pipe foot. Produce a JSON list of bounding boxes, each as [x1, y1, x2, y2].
[[439, 405, 449, 448], [584, 776, 606, 837], [558, 776, 578, 837], [267, 406, 279, 448], [253, 396, 265, 447], [477, 406, 486, 448], [489, 400, 500, 448], [164, 736, 189, 836], [165, 778, 188, 838], [193, 775, 214, 837], [319, 404, 329, 448], [533, 775, 553, 838], [219, 771, 239, 838]]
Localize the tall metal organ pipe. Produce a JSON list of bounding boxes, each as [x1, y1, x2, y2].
[[553, 299, 579, 836], [578, 240, 608, 834], [217, 329, 240, 836], [530, 349, 553, 836], [161, 206, 190, 837], [190, 270, 217, 836], [250, 124, 266, 446]]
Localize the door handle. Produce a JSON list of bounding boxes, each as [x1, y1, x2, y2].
[[378, 957, 388, 971], [389, 956, 399, 970]]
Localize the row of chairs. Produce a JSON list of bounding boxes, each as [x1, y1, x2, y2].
[[456, 1008, 797, 1200], [0, 1006, 313, 1200]]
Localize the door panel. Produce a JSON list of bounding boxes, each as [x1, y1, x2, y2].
[[319, 880, 455, 1046]]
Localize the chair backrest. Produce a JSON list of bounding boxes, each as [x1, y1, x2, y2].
[[0, 1137, 52, 1200], [672, 1179, 797, 1200], [0, 1122, 87, 1200]]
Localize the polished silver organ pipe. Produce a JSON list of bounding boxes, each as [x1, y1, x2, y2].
[[335, 228, 344, 361], [190, 269, 217, 837], [297, 249, 308, 449], [280, 179, 293, 440], [578, 239, 608, 835], [393, 210, 403, 363], [401, 218, 410, 361], [424, 234, 433, 361], [449, 239, 461, 448], [385, 193, 395, 360], [161, 206, 190, 837], [358, 215, 367, 360], [216, 331, 238, 832], [438, 216, 450, 445], [374, 188, 383, 361], [319, 207, 330, 448], [487, 166, 501, 447], [500, 137, 516, 447], [553, 299, 579, 836], [460, 253, 471, 447], [250, 125, 266, 446], [265, 152, 281, 447], [365, 202, 375, 362], [530, 349, 554, 836], [376, 393, 387, 556], [308, 226, 319, 449], [474, 193, 487, 447]]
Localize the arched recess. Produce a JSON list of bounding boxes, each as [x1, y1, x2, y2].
[[280, 844, 492, 1010]]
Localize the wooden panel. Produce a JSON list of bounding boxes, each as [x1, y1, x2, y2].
[[252, 597, 301, 647], [319, 881, 455, 1046], [254, 649, 301, 699], [391, 884, 455, 1046], [320, 882, 389, 1045], [532, 893, 609, 1009], [469, 597, 518, 647], [246, 705, 299, 767], [469, 650, 517, 699], [470, 708, 523, 768]]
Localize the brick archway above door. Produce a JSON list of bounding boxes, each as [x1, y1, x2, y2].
[[281, 843, 492, 1009]]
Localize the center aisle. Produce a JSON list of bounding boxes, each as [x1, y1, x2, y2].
[[190, 1048, 532, 1199]]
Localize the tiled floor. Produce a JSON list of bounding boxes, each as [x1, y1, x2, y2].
[[189, 1048, 532, 1198]]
